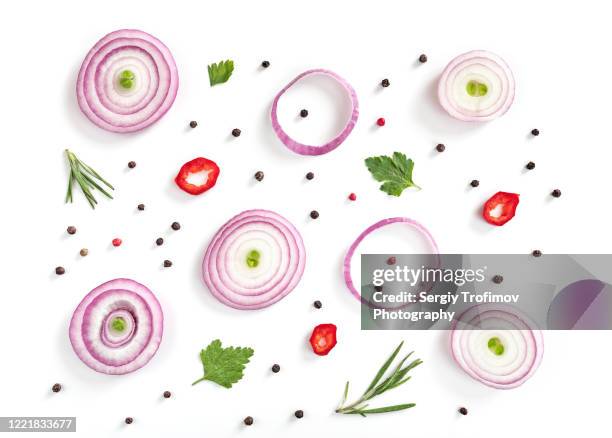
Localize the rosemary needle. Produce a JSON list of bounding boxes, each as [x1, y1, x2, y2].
[[64, 149, 114, 209], [335, 341, 422, 416]]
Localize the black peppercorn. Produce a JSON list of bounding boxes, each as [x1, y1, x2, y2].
[[387, 256, 397, 265], [300, 109, 309, 118], [125, 417, 133, 425], [261, 61, 270, 68], [163, 391, 171, 399], [532, 249, 542, 257], [313, 300, 322, 309], [137, 203, 145, 211], [470, 179, 480, 188], [458, 407, 468, 415], [243, 416, 254, 426], [271, 364, 280, 373], [374, 285, 383, 292], [55, 266, 65, 275], [305, 172, 314, 180], [294, 410, 304, 419], [310, 210, 319, 219], [492, 275, 504, 284], [128, 161, 136, 169], [171, 221, 181, 231], [163, 260, 172, 268], [232, 128, 241, 137], [531, 128, 540, 136], [254, 171, 264, 181], [551, 189, 562, 198], [189, 121, 198, 128], [526, 161, 535, 170], [67, 226, 77, 235], [381, 78, 390, 88], [436, 143, 445, 152], [156, 238, 164, 246], [418, 54, 428, 63], [52, 383, 62, 393]]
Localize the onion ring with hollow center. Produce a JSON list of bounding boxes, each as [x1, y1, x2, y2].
[[343, 217, 440, 308], [271, 69, 359, 155]]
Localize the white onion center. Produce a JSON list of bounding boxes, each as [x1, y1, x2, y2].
[[447, 59, 507, 116]]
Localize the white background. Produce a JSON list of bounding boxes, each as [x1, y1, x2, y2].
[[1, 0, 611, 436]]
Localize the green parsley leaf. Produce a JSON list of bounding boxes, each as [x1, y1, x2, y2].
[[364, 152, 421, 197], [207, 60, 234, 86], [192, 339, 254, 388]]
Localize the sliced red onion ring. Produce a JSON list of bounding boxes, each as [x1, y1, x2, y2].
[[202, 210, 306, 310], [438, 50, 515, 122], [343, 218, 439, 307], [69, 278, 163, 374], [450, 304, 543, 389], [76, 29, 179, 133], [271, 69, 359, 155]]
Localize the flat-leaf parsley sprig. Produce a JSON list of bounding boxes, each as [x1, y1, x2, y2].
[[336, 341, 422, 416], [192, 339, 254, 389], [207, 60, 234, 86], [365, 152, 421, 196]]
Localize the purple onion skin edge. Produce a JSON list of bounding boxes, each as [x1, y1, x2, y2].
[[270, 69, 359, 155]]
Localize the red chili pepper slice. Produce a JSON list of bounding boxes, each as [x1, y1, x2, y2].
[[174, 157, 220, 195], [482, 192, 520, 226], [309, 323, 337, 356]]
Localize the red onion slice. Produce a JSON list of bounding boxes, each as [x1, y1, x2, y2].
[[343, 217, 439, 307], [69, 278, 163, 375], [76, 29, 179, 133], [271, 69, 359, 155], [202, 210, 306, 310], [450, 304, 543, 389], [438, 50, 515, 122]]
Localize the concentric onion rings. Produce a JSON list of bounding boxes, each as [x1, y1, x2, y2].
[[271, 69, 359, 155], [202, 210, 306, 310], [343, 217, 440, 308], [450, 304, 543, 389], [76, 29, 179, 133], [438, 50, 515, 122], [69, 278, 163, 375]]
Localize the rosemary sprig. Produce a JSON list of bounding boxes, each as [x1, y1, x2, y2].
[[335, 341, 422, 417], [64, 149, 114, 209]]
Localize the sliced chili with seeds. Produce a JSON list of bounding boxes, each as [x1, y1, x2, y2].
[[482, 192, 520, 226], [309, 323, 337, 356], [175, 157, 220, 195]]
